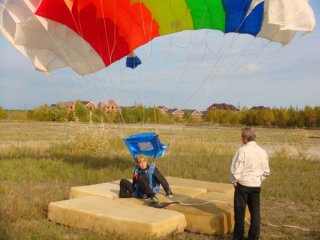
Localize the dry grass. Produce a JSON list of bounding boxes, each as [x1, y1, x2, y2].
[[0, 122, 319, 239]]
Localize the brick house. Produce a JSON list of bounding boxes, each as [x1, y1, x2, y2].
[[168, 108, 184, 118], [201, 111, 208, 120], [158, 106, 169, 114], [98, 100, 119, 113], [79, 101, 96, 110], [51, 101, 75, 113], [51, 100, 96, 113], [190, 109, 203, 120], [183, 109, 203, 120], [207, 103, 239, 111]]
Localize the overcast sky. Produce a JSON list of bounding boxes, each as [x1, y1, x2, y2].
[[0, 0, 319, 111]]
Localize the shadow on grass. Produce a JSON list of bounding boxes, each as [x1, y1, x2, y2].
[[0, 220, 10, 240], [307, 230, 320, 239], [50, 152, 133, 171]]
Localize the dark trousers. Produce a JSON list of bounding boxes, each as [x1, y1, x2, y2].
[[119, 179, 134, 198], [233, 183, 261, 240], [119, 178, 154, 198]]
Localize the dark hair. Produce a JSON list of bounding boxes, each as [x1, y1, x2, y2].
[[241, 127, 256, 141]]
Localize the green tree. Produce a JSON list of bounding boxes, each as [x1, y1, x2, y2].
[[183, 110, 192, 123], [314, 106, 320, 128], [274, 107, 290, 127], [304, 105, 316, 128], [259, 109, 274, 126], [134, 105, 146, 123], [50, 104, 68, 121], [27, 104, 51, 121], [206, 110, 224, 124], [74, 101, 90, 122]]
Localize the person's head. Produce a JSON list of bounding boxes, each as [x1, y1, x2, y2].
[[135, 154, 148, 169], [241, 127, 256, 144]]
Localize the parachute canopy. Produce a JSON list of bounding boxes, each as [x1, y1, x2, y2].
[[0, 0, 316, 75], [123, 132, 168, 159]]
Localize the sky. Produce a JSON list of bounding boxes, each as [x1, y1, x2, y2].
[[0, 0, 319, 111]]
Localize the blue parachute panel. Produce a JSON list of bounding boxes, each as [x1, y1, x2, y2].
[[223, 0, 264, 36], [123, 132, 168, 159]]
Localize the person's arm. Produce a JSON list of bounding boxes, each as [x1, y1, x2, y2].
[[261, 154, 270, 182], [132, 169, 138, 190], [230, 150, 245, 186], [153, 167, 171, 194]]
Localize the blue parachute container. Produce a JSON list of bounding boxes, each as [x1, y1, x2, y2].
[[123, 132, 168, 159]]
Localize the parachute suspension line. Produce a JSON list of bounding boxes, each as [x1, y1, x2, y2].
[[180, 33, 237, 109], [66, 2, 130, 133], [202, 36, 258, 99], [45, 72, 126, 139], [39, 9, 128, 138], [137, 0, 148, 128], [167, 34, 197, 108], [138, 0, 147, 45], [168, 0, 227, 109], [64, 6, 118, 103], [45, 71, 127, 139], [96, 0, 132, 129], [27, 8, 121, 131], [177, 199, 231, 206], [206, 22, 290, 101], [137, 77, 146, 127], [45, 73, 77, 100], [210, 41, 276, 100], [116, 64, 130, 127], [166, 137, 174, 177], [136, 0, 155, 64], [35, 16, 117, 106], [167, 0, 214, 108], [181, 1, 255, 109], [99, 0, 115, 63], [153, 105, 158, 134]]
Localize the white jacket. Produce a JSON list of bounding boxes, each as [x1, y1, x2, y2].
[[230, 141, 270, 187]]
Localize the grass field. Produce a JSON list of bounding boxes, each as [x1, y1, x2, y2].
[[0, 122, 319, 240]]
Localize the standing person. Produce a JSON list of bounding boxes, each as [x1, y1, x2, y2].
[[230, 127, 270, 240], [119, 154, 173, 203]]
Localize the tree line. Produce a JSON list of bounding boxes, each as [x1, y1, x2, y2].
[[1, 103, 320, 128]]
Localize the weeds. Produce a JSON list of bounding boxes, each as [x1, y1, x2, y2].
[[0, 123, 319, 239], [294, 129, 310, 160]]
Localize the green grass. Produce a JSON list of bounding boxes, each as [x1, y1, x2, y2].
[[0, 122, 319, 239]]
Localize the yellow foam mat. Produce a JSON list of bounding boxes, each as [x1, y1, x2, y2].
[[48, 196, 186, 239], [166, 191, 234, 234], [70, 180, 121, 199], [166, 176, 234, 194], [65, 177, 237, 235]]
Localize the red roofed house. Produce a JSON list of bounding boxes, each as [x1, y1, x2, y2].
[[207, 103, 239, 111], [190, 109, 203, 120], [98, 100, 119, 113], [79, 100, 96, 110], [168, 108, 184, 119], [158, 106, 169, 114], [52, 100, 96, 113]]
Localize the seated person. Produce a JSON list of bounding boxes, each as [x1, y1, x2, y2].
[[119, 154, 173, 203]]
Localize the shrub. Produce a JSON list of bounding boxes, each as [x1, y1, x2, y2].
[[0, 106, 7, 120]]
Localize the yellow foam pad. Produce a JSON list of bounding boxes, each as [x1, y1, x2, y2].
[[48, 196, 186, 238]]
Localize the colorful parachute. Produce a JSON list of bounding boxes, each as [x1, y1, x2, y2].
[[0, 0, 316, 75]]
